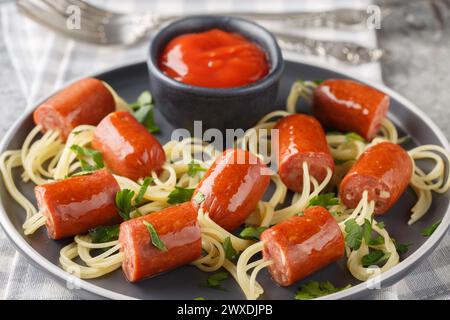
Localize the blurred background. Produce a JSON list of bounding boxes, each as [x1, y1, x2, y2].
[[0, 0, 449, 299]]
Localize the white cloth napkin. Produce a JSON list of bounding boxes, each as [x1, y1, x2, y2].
[[1, 0, 448, 300]]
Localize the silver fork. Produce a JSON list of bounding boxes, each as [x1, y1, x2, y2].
[[16, 0, 384, 65]]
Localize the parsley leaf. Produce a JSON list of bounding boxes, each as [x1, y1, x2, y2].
[[135, 177, 153, 205], [239, 226, 267, 241], [115, 189, 135, 220], [376, 221, 385, 229], [89, 225, 119, 243], [70, 145, 104, 171], [205, 272, 228, 290], [167, 187, 195, 204], [344, 219, 363, 250], [67, 171, 95, 178], [330, 211, 343, 217], [421, 220, 441, 237], [187, 161, 207, 177], [313, 79, 323, 86], [193, 192, 205, 204], [115, 179, 153, 221], [295, 281, 351, 300], [392, 239, 410, 254], [143, 220, 167, 251], [134, 209, 143, 217], [141, 106, 159, 133], [79, 160, 95, 172], [363, 219, 372, 244], [398, 135, 412, 145], [368, 235, 385, 246], [223, 237, 239, 260], [130, 91, 160, 133], [308, 193, 339, 208], [345, 132, 366, 142], [361, 250, 391, 267]]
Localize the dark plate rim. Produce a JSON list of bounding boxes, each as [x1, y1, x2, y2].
[[0, 58, 449, 300]]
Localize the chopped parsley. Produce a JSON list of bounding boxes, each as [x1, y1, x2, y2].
[[376, 221, 385, 229], [398, 135, 412, 145], [115, 177, 153, 220], [143, 220, 167, 252], [368, 235, 384, 246], [392, 239, 410, 255], [135, 177, 153, 205], [312, 79, 323, 86], [70, 144, 104, 172], [67, 171, 95, 178], [421, 220, 441, 237], [115, 189, 135, 221], [167, 187, 195, 204], [129, 91, 160, 133], [344, 219, 363, 250], [223, 237, 239, 260], [187, 161, 207, 177], [369, 236, 410, 255], [204, 272, 229, 290], [239, 226, 268, 241], [295, 281, 351, 300], [361, 250, 391, 267], [307, 193, 339, 208], [330, 211, 343, 217], [362, 219, 372, 244], [345, 132, 366, 142], [89, 225, 119, 243]]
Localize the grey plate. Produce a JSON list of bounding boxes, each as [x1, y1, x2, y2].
[[0, 60, 449, 300]]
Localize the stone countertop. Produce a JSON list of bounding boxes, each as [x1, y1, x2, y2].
[[378, 0, 450, 138]]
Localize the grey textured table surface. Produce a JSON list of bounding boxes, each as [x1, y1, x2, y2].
[[378, 1, 450, 139], [0, 1, 449, 300]]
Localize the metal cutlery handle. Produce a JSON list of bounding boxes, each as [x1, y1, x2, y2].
[[157, 9, 369, 30], [274, 33, 383, 65], [230, 9, 369, 29]]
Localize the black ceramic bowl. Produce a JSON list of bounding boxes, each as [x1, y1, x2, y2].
[[147, 15, 284, 132]]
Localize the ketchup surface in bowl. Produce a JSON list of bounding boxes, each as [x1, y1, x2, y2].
[[158, 29, 269, 88]]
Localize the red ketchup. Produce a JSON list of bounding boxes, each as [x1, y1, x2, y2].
[[159, 29, 269, 88]]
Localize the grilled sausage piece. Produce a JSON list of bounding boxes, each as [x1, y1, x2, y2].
[[34, 169, 121, 240], [261, 206, 344, 286], [191, 148, 270, 231], [119, 202, 201, 282], [339, 141, 413, 215], [33, 78, 115, 141], [313, 79, 390, 141], [92, 111, 166, 181], [274, 114, 334, 192]]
